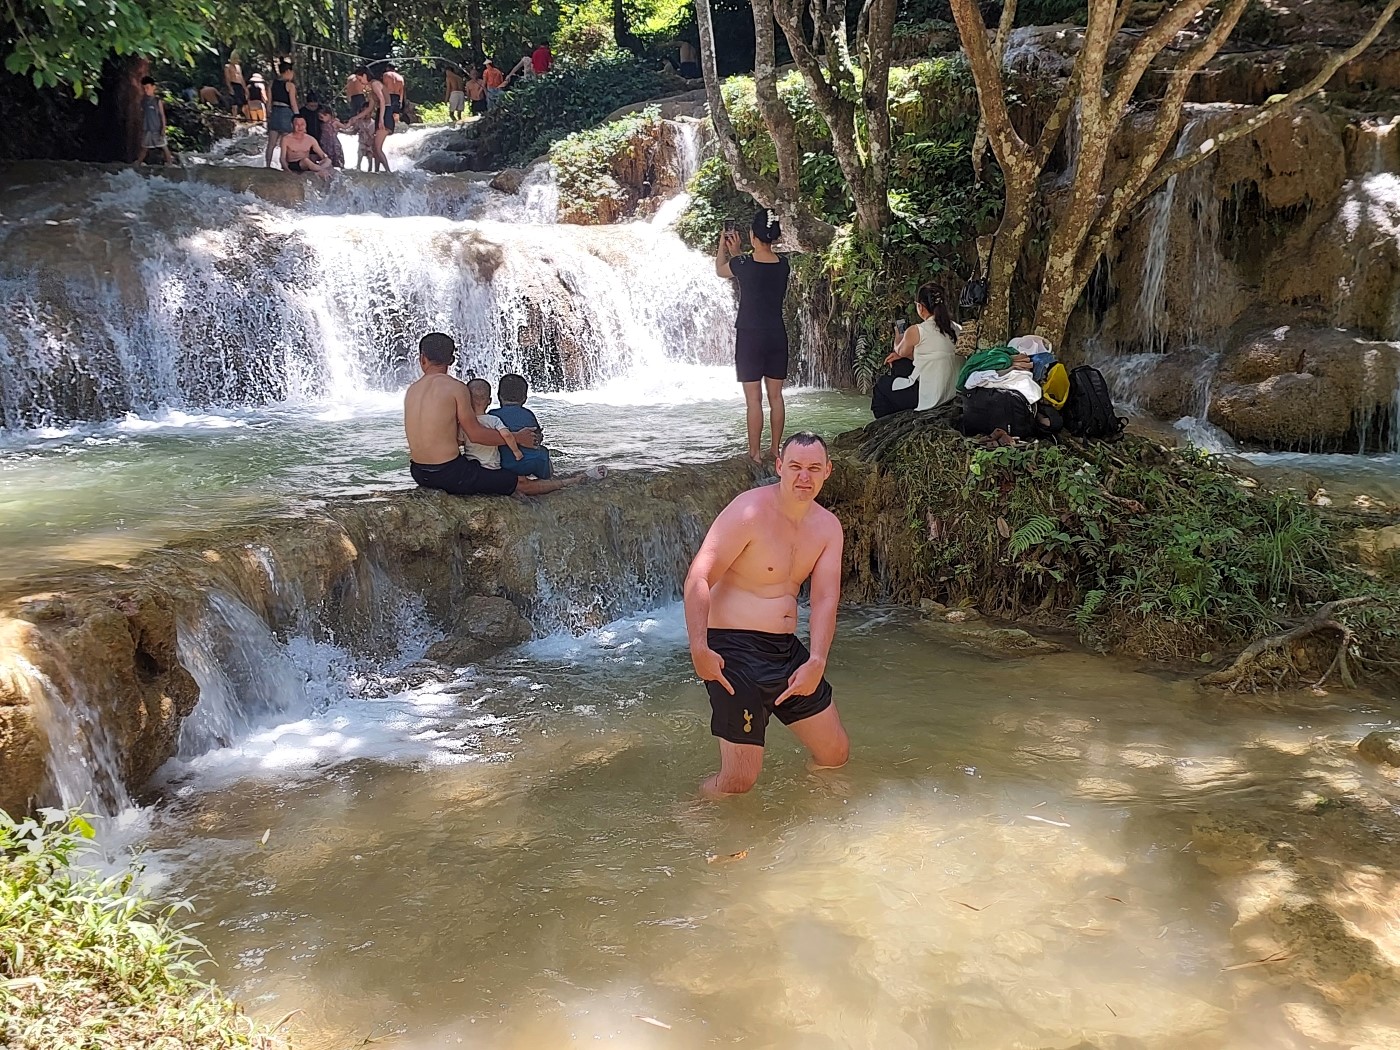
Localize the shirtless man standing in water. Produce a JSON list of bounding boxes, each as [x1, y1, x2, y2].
[[404, 333, 579, 498], [684, 432, 849, 796]]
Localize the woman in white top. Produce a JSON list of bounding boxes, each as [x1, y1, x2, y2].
[[871, 283, 960, 418]]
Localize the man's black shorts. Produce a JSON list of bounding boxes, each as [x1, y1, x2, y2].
[[410, 455, 517, 496], [734, 327, 789, 383], [704, 628, 832, 746]]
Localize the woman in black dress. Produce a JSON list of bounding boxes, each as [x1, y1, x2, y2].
[[716, 210, 790, 465]]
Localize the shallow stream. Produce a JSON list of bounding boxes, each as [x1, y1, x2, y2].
[[124, 604, 1400, 1050]]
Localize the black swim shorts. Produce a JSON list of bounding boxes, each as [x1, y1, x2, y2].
[[734, 328, 789, 383], [410, 455, 518, 496], [704, 628, 832, 746], [287, 159, 307, 172]]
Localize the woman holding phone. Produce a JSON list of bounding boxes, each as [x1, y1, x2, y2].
[[715, 210, 790, 465], [871, 282, 959, 418]]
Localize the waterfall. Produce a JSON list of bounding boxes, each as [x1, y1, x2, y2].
[[11, 655, 130, 815], [1133, 116, 1225, 354], [0, 169, 734, 430], [175, 592, 319, 756]]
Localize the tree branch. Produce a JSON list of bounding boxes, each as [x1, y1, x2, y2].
[[1104, 0, 1208, 120], [949, 0, 1030, 163], [1072, 0, 1249, 292], [972, 0, 1018, 176], [1137, 0, 1400, 200]]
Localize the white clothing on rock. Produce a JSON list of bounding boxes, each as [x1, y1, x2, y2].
[[964, 368, 1043, 405]]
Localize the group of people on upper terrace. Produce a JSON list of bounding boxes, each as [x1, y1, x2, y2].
[[195, 46, 554, 178]]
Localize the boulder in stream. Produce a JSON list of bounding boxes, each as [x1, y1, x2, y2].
[[489, 167, 526, 194], [1358, 730, 1400, 766], [425, 597, 532, 666], [1208, 325, 1400, 450]]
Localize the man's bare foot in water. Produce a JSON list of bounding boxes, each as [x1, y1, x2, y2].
[[747, 450, 764, 467]]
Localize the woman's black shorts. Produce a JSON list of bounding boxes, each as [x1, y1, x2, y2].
[[734, 327, 789, 383]]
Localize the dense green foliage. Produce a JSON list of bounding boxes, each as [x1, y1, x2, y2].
[[551, 105, 660, 221], [675, 155, 757, 247], [469, 53, 673, 166], [0, 810, 279, 1049], [853, 414, 1400, 678], [3, 0, 326, 97], [679, 57, 1002, 382]]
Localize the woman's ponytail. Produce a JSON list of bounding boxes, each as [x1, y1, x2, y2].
[[917, 282, 955, 339]]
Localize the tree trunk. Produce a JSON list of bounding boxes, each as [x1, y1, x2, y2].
[[90, 54, 148, 163], [613, 0, 645, 56], [467, 0, 484, 63]]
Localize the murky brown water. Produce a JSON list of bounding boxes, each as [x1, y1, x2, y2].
[[135, 608, 1400, 1049]]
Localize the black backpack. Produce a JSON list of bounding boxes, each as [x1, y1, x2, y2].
[[1063, 365, 1126, 439]]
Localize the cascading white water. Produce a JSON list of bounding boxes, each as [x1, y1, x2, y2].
[[1133, 116, 1226, 354], [0, 170, 735, 428], [11, 655, 130, 814]]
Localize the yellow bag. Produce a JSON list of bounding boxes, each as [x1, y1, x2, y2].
[[1042, 362, 1070, 409]]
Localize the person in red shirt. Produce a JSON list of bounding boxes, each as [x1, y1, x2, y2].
[[531, 43, 552, 75]]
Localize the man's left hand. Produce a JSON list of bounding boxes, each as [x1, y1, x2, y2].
[[776, 657, 826, 705]]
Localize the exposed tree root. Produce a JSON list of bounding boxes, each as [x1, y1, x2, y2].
[[1200, 597, 1377, 692]]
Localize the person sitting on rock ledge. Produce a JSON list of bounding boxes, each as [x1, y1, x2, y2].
[[279, 116, 333, 181], [490, 373, 554, 479], [405, 333, 582, 498], [463, 378, 522, 471]]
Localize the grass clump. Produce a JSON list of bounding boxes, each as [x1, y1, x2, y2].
[[836, 414, 1400, 683], [0, 809, 282, 1050]]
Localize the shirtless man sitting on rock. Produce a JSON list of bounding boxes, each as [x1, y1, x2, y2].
[[404, 332, 581, 498], [684, 432, 849, 796], [279, 116, 333, 181]]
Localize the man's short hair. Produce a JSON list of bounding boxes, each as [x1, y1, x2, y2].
[[140, 76, 156, 86], [779, 431, 829, 459], [419, 332, 456, 366], [497, 373, 529, 405]]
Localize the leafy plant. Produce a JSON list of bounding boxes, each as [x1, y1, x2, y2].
[[0, 809, 281, 1049], [550, 105, 665, 223], [850, 417, 1400, 677], [464, 53, 673, 167]]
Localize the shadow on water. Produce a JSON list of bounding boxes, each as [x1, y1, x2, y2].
[[133, 608, 1400, 1050]]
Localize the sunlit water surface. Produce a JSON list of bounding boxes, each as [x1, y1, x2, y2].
[[0, 371, 867, 579], [121, 605, 1400, 1050]]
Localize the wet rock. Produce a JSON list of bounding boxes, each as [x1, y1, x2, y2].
[[1346, 526, 1400, 571], [425, 597, 532, 666], [915, 616, 1066, 658], [0, 460, 753, 812], [419, 150, 479, 175], [1208, 326, 1400, 449], [1358, 730, 1400, 766], [489, 167, 526, 194]]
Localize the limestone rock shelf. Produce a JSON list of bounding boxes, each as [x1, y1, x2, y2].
[[0, 461, 751, 814]]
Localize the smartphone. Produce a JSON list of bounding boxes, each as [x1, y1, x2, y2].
[[894, 319, 908, 336], [723, 218, 738, 233]]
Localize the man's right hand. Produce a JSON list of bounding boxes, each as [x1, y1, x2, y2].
[[692, 645, 734, 694]]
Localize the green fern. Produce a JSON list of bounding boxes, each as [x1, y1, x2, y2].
[[1010, 514, 1057, 556], [1073, 589, 1108, 630]]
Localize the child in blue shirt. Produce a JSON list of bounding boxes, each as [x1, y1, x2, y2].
[[489, 373, 553, 479]]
